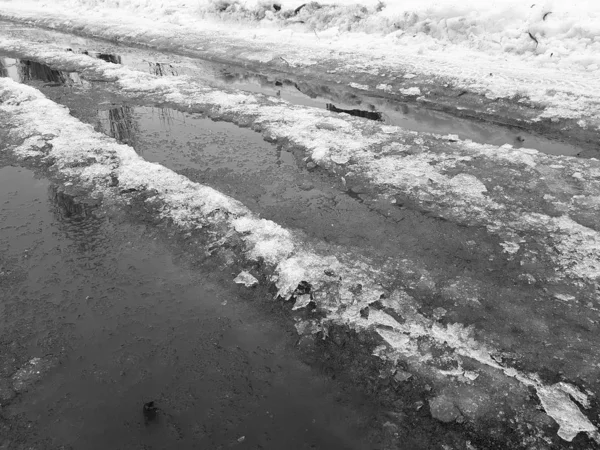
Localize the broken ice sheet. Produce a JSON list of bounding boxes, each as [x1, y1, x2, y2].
[[233, 271, 258, 287], [536, 383, 598, 442], [292, 293, 312, 310]]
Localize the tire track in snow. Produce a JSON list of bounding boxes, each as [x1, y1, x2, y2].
[[1, 36, 599, 290], [1, 77, 599, 446]]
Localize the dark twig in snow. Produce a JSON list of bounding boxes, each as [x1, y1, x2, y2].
[[543, 11, 552, 21], [527, 31, 539, 47], [293, 3, 307, 15]]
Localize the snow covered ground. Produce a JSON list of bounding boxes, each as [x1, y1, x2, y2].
[[5, 0, 600, 71], [2, 76, 599, 446], [2, 0, 600, 138], [2, 0, 600, 446]]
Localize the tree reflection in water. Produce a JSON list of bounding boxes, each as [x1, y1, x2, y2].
[[18, 59, 68, 84], [0, 57, 8, 78], [97, 105, 140, 150], [48, 184, 107, 259], [146, 61, 178, 77], [95, 53, 122, 65]]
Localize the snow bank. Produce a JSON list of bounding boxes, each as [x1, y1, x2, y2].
[[10, 0, 600, 70]]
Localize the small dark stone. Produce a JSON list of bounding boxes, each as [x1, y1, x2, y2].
[[349, 283, 363, 295], [273, 4, 281, 11], [143, 401, 159, 423]]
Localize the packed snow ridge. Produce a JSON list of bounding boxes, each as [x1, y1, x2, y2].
[[1, 77, 599, 446], [7, 0, 600, 72], [2, 37, 599, 289]]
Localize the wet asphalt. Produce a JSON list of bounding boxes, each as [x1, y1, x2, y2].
[[0, 164, 384, 449]]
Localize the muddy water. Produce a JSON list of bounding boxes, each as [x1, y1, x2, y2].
[[0, 164, 383, 449], [0, 62, 523, 286], [0, 21, 585, 157], [90, 102, 499, 285]]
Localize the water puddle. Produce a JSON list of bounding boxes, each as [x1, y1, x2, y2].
[[90, 101, 501, 286], [0, 163, 378, 449], [0, 52, 563, 284], [0, 56, 85, 86], [0, 20, 586, 157], [326, 103, 383, 122]]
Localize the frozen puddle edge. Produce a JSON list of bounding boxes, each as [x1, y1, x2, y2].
[[0, 78, 598, 447]]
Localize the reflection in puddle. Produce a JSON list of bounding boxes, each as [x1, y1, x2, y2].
[[217, 69, 584, 157], [48, 185, 106, 258], [0, 56, 85, 86], [94, 52, 122, 65], [326, 103, 383, 122], [20, 59, 68, 84], [0, 164, 374, 450], [0, 20, 590, 156], [50, 186, 94, 221], [0, 39, 586, 158], [97, 106, 139, 148], [96, 105, 192, 153], [73, 48, 177, 77], [95, 104, 279, 173], [146, 61, 178, 77]]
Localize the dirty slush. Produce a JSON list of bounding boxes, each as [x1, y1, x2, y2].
[[1, 2, 600, 450]]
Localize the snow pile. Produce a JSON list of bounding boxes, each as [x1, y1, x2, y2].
[[13, 0, 600, 69]]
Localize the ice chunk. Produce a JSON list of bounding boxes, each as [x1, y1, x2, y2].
[[234, 271, 259, 287]]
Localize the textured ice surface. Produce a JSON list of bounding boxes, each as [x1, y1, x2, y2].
[[2, 69, 599, 445], [2, 36, 600, 287]]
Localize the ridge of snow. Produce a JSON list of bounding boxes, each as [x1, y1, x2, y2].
[[2, 1, 600, 129], [2, 77, 599, 444], [2, 37, 600, 287]]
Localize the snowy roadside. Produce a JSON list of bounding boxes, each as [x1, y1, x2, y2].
[[2, 36, 600, 293], [1, 1, 600, 151], [4, 35, 600, 394], [2, 77, 600, 447]]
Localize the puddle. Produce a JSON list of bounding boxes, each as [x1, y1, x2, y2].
[[90, 101, 504, 284], [0, 56, 85, 86], [326, 103, 383, 122], [0, 51, 577, 284], [0, 20, 587, 157], [0, 163, 379, 449]]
